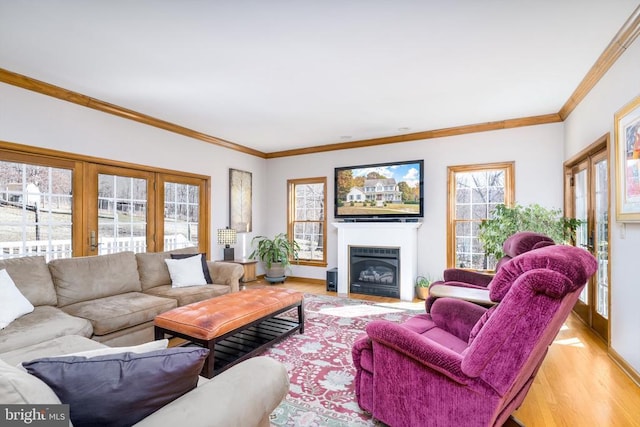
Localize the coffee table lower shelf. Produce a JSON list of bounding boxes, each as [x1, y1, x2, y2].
[[155, 309, 303, 378], [204, 317, 300, 373]]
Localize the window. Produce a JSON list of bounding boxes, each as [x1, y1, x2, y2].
[[447, 162, 514, 270], [288, 177, 327, 266], [1, 142, 209, 260]]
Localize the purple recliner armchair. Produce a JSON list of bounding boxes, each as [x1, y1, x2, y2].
[[425, 231, 555, 312], [352, 244, 597, 427]]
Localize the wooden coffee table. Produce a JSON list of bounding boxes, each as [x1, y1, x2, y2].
[[154, 287, 304, 378]]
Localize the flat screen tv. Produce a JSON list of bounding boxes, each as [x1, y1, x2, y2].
[[334, 159, 424, 221]]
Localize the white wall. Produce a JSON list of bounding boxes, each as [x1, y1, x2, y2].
[[0, 83, 267, 260], [564, 37, 640, 374], [7, 59, 634, 376], [266, 123, 564, 281]]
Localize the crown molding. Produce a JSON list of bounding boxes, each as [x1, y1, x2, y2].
[[265, 114, 561, 159], [0, 68, 267, 159], [559, 5, 640, 120]]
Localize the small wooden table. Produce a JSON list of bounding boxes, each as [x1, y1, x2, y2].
[[154, 287, 304, 378], [219, 259, 258, 283]]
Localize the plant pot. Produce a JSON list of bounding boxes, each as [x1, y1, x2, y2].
[[415, 286, 430, 300], [264, 262, 286, 284]]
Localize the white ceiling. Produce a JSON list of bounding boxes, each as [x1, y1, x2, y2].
[[1, 1, 638, 153]]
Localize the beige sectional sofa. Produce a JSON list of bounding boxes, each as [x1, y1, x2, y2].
[[0, 248, 244, 352], [0, 250, 291, 427]]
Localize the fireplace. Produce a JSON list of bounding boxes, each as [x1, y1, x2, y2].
[[350, 246, 400, 298], [332, 221, 421, 301]]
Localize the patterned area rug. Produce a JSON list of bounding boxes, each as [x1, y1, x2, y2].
[[263, 294, 425, 427]]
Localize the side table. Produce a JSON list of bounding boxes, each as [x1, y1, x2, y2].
[[219, 259, 258, 283]]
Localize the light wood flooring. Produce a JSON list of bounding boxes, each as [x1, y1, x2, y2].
[[246, 279, 640, 427]]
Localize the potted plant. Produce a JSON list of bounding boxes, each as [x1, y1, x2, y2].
[[478, 203, 583, 261], [415, 275, 433, 300], [250, 233, 300, 282]]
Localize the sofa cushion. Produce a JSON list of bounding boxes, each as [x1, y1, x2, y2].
[[171, 253, 213, 283], [60, 292, 176, 336], [0, 335, 106, 367], [0, 269, 34, 329], [0, 306, 93, 354], [145, 283, 230, 306], [0, 358, 61, 404], [0, 256, 57, 306], [164, 254, 208, 287], [135, 247, 200, 291], [49, 251, 142, 307], [24, 347, 209, 427]]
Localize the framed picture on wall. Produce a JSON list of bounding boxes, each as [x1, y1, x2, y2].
[[229, 168, 252, 232], [614, 94, 640, 222]]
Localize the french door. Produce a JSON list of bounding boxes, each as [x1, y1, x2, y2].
[[565, 140, 610, 342], [1, 141, 210, 260]]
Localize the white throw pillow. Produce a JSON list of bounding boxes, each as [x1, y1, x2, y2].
[[164, 254, 208, 288], [0, 269, 35, 329]]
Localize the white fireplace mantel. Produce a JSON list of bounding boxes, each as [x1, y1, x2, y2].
[[332, 221, 421, 301]]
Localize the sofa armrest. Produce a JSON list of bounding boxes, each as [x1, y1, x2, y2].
[[207, 261, 244, 293], [133, 356, 289, 427]]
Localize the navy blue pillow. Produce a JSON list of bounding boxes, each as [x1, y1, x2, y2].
[[171, 253, 213, 284], [24, 347, 209, 427]]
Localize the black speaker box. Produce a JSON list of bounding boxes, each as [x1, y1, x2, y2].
[[326, 268, 338, 292]]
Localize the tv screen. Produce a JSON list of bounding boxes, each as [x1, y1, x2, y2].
[[334, 159, 424, 221]]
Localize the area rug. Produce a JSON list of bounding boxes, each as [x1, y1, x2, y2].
[[263, 294, 425, 427]]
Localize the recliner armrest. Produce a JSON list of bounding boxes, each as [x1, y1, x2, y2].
[[442, 269, 493, 287], [365, 320, 470, 384]]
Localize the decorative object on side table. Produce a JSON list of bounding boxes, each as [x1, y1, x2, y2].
[[217, 227, 237, 261], [614, 94, 640, 222], [250, 233, 300, 283], [415, 275, 432, 300]]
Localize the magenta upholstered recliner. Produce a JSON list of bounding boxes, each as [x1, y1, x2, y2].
[[425, 231, 555, 312], [352, 244, 597, 427]]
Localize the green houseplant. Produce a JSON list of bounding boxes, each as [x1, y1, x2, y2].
[[250, 233, 300, 280], [478, 203, 582, 261], [415, 275, 433, 300]]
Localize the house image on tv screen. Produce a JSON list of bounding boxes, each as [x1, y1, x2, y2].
[[345, 178, 403, 205]]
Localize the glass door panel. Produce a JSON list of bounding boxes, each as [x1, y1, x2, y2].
[[0, 159, 74, 260], [592, 153, 609, 338], [97, 174, 148, 254], [163, 181, 200, 250], [86, 164, 153, 256], [566, 145, 609, 342], [573, 166, 589, 304]]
